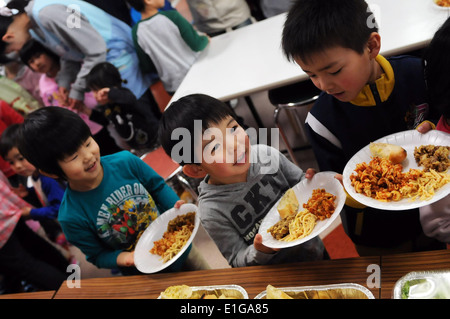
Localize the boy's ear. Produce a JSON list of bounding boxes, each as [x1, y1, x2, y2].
[[182, 164, 207, 178], [367, 32, 381, 59], [38, 169, 60, 180]]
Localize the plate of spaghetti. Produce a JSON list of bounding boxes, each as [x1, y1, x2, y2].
[[134, 203, 200, 273], [343, 130, 450, 210], [258, 172, 346, 249]]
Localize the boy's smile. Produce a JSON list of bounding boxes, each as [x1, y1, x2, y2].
[[294, 35, 382, 102], [198, 116, 251, 185], [58, 137, 103, 191]]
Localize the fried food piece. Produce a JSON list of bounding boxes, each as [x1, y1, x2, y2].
[[266, 285, 293, 299], [277, 188, 299, 219]]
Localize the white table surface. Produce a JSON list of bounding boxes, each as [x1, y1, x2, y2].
[[169, 0, 449, 106]]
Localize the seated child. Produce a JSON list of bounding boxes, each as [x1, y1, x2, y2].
[[418, 17, 450, 244], [82, 62, 160, 154], [281, 0, 445, 255], [0, 171, 69, 293], [0, 124, 66, 246], [19, 39, 122, 156], [159, 93, 326, 267], [127, 0, 209, 94], [18, 107, 202, 274]]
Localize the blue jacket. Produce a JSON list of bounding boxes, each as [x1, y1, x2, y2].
[[305, 55, 438, 247], [29, 174, 65, 221]]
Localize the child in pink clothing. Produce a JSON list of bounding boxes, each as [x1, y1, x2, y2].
[[19, 39, 121, 155], [38, 73, 102, 135]]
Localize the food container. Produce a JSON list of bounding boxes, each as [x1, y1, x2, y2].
[[158, 284, 248, 299], [392, 270, 450, 299], [255, 283, 375, 299]]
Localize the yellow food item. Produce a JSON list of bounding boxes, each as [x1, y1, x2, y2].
[[281, 209, 317, 242], [160, 285, 192, 299], [277, 188, 299, 219], [369, 142, 407, 164], [266, 285, 293, 299]]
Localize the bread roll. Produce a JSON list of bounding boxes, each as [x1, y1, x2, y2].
[[277, 188, 299, 219], [369, 142, 407, 164]]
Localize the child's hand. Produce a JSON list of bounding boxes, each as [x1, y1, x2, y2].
[[95, 88, 110, 105], [116, 251, 135, 267], [58, 86, 69, 105], [20, 207, 32, 219], [304, 168, 317, 180], [334, 173, 344, 186], [253, 234, 280, 254], [416, 121, 433, 134], [174, 200, 185, 209], [69, 98, 84, 111]]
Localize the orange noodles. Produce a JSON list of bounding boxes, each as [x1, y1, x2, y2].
[[150, 212, 195, 263], [350, 157, 449, 202]]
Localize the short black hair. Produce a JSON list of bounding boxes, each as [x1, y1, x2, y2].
[[18, 107, 92, 178], [19, 38, 60, 68], [282, 0, 378, 63], [86, 62, 123, 91], [159, 94, 237, 165], [0, 0, 29, 55], [125, 0, 145, 13], [424, 16, 450, 120], [0, 123, 22, 159]]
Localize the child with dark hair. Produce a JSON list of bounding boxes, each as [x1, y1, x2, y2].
[[0, 0, 154, 112], [281, 0, 444, 255], [0, 123, 66, 247], [159, 93, 326, 268], [19, 39, 121, 156], [82, 62, 159, 154], [419, 17, 450, 244], [18, 107, 202, 274], [127, 0, 209, 94]]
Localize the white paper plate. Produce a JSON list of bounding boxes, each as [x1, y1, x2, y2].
[[134, 203, 200, 273], [431, 0, 450, 10], [258, 172, 346, 249], [343, 130, 450, 211]]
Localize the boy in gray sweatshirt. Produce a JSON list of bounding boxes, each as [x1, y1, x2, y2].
[[159, 94, 326, 267]]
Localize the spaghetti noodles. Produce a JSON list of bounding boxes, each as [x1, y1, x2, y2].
[[150, 212, 195, 263], [282, 209, 317, 242]]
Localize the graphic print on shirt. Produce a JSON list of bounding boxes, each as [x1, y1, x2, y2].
[[96, 183, 159, 251], [229, 174, 283, 245], [405, 103, 430, 129]]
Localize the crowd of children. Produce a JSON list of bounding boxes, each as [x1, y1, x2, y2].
[[0, 0, 448, 296]]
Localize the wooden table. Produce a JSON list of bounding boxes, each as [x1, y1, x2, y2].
[[380, 249, 450, 299], [3, 249, 448, 299], [0, 290, 56, 299], [53, 256, 380, 299]]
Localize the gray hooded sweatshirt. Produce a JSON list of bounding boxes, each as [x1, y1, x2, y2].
[[198, 144, 325, 267]]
